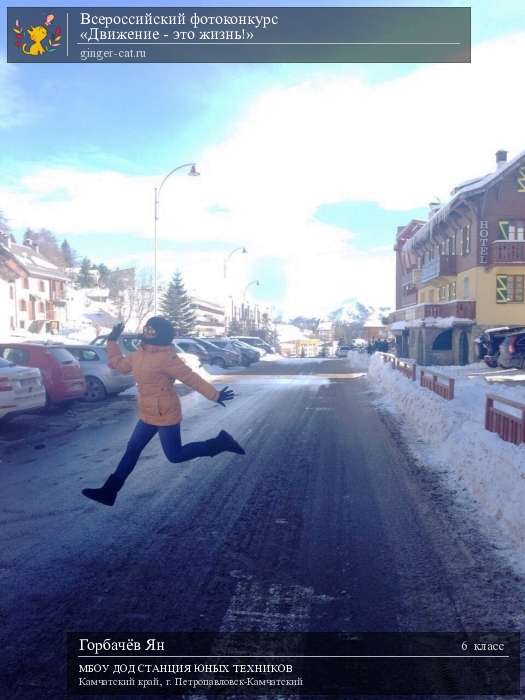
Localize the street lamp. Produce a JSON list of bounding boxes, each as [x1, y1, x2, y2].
[[243, 279, 260, 301], [223, 246, 247, 279], [153, 162, 200, 313]]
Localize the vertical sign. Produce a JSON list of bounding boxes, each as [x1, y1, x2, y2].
[[479, 220, 489, 265]]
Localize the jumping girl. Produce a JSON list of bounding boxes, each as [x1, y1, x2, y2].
[[82, 316, 245, 506]]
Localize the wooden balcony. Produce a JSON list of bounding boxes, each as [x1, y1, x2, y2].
[[389, 300, 476, 324], [420, 255, 456, 283], [490, 241, 525, 265]]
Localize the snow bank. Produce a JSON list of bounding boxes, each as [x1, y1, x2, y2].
[[347, 350, 371, 371], [368, 353, 525, 573]]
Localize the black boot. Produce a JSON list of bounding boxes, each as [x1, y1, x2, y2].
[[82, 474, 124, 506], [208, 430, 246, 457]]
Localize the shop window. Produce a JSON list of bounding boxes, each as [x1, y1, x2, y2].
[[432, 329, 453, 351], [463, 277, 470, 299], [496, 274, 524, 303]]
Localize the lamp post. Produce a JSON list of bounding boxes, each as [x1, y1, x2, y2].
[[223, 246, 247, 279], [243, 279, 260, 302], [153, 162, 199, 313]]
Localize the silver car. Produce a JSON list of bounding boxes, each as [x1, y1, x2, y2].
[[65, 345, 135, 402]]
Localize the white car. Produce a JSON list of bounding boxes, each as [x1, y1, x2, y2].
[[0, 357, 46, 422]]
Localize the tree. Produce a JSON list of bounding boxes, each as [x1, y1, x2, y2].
[[96, 263, 111, 287], [23, 228, 65, 266], [160, 271, 196, 336], [60, 240, 77, 267], [228, 318, 243, 335], [78, 257, 95, 288]]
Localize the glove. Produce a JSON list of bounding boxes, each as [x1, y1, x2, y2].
[[217, 386, 235, 407], [107, 322, 125, 342]]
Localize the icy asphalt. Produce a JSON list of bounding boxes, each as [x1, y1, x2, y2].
[[0, 357, 523, 698]]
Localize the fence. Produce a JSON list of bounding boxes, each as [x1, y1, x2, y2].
[[378, 352, 416, 381], [396, 358, 417, 381], [485, 394, 525, 445], [419, 368, 455, 400]]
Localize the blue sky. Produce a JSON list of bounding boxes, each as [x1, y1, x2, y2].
[[1, 0, 524, 316]]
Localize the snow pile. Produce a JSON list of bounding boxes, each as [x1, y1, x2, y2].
[[347, 350, 370, 371], [368, 353, 525, 572]]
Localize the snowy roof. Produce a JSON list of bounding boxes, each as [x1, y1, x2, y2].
[[6, 243, 69, 281], [405, 149, 525, 252]]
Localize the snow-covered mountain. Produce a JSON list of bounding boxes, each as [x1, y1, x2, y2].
[[327, 298, 391, 325]]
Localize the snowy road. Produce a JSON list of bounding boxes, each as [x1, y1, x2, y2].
[[1, 357, 523, 698]]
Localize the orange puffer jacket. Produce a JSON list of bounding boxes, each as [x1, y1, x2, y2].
[[107, 341, 220, 427]]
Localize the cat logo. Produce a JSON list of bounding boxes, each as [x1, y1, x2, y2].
[[12, 14, 62, 56]]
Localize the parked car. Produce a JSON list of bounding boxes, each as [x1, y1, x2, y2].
[[91, 332, 202, 373], [195, 338, 238, 368], [0, 343, 86, 405], [64, 345, 135, 402], [0, 357, 46, 422], [336, 345, 351, 358], [230, 339, 260, 366], [172, 338, 210, 365], [232, 336, 276, 354], [498, 332, 525, 369], [205, 338, 243, 365], [476, 326, 525, 368]]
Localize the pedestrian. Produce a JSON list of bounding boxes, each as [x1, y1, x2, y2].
[[82, 317, 245, 506]]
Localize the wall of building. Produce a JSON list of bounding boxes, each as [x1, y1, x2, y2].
[[456, 266, 524, 327]]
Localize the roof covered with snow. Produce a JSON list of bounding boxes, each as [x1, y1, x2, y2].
[[4, 243, 69, 281], [405, 149, 525, 252]]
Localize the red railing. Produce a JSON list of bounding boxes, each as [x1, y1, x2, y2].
[[396, 358, 417, 381], [378, 353, 417, 381], [485, 394, 525, 445], [490, 241, 525, 265], [420, 369, 455, 400]]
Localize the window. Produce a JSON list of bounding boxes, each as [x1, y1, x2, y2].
[[38, 302, 45, 313], [20, 299, 27, 311], [19, 321, 25, 329], [1, 347, 30, 365], [432, 329, 453, 351], [22, 277, 29, 289], [498, 220, 525, 241], [464, 225, 471, 255], [457, 228, 463, 256], [496, 275, 524, 303], [38, 280, 45, 292], [463, 277, 470, 299], [449, 282, 456, 300]]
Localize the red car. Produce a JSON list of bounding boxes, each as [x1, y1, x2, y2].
[[0, 343, 86, 405]]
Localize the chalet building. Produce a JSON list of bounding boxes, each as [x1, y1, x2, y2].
[[191, 296, 225, 337], [389, 150, 525, 365], [0, 236, 70, 334]]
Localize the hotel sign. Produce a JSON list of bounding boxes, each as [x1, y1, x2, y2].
[[479, 220, 489, 265]]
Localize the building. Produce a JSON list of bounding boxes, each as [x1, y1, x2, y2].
[[389, 150, 525, 365], [0, 236, 70, 334], [317, 320, 335, 342], [191, 296, 225, 337]]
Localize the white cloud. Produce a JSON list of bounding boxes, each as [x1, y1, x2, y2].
[[2, 32, 525, 315]]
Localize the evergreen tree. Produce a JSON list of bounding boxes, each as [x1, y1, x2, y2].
[[160, 271, 196, 336], [60, 239, 77, 267], [96, 263, 111, 287], [23, 228, 64, 266], [78, 257, 95, 288]]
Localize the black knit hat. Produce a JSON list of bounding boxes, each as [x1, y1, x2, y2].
[[142, 316, 175, 346]]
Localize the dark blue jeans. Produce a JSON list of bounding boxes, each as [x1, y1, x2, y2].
[[114, 420, 214, 482]]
